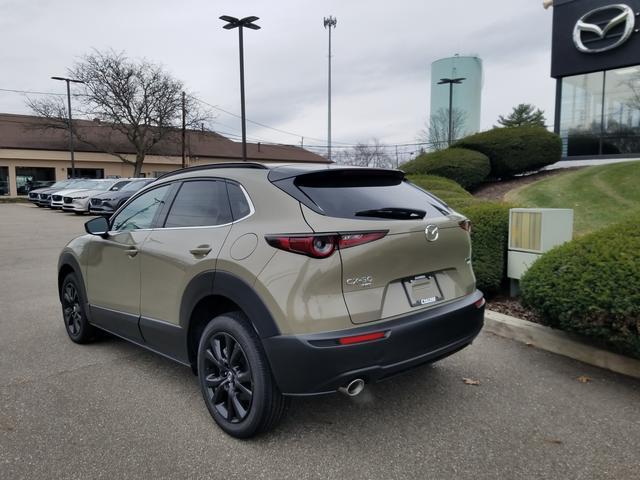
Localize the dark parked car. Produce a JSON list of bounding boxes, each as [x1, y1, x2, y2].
[[28, 179, 82, 207], [89, 178, 155, 216]]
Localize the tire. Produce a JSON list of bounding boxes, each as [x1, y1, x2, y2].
[[197, 312, 288, 438], [60, 272, 96, 344]]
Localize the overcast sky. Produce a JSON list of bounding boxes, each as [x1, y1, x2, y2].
[[0, 0, 555, 152]]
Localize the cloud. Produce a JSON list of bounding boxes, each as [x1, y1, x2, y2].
[[0, 0, 556, 145]]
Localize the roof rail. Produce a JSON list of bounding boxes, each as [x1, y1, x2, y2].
[[155, 162, 268, 181]]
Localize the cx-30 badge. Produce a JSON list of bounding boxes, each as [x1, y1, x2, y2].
[[573, 4, 636, 53], [425, 224, 439, 242]]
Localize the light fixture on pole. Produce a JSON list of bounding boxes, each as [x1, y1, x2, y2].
[[437, 77, 466, 146], [220, 15, 261, 162], [323, 15, 337, 162], [51, 76, 85, 178]]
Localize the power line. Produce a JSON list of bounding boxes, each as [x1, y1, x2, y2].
[[0, 86, 433, 152], [189, 94, 355, 146], [0, 87, 67, 96]]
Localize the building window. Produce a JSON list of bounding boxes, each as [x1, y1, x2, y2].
[[15, 167, 56, 195], [559, 66, 640, 157], [0, 167, 9, 196]]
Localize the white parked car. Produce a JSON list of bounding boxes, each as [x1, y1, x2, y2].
[[60, 179, 131, 214]]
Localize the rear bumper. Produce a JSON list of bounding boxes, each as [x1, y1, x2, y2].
[[263, 290, 485, 395]]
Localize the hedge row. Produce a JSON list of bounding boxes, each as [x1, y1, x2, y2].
[[402, 148, 491, 189], [454, 127, 562, 178], [458, 201, 512, 293], [521, 219, 640, 359], [407, 174, 474, 208], [403, 127, 562, 188]]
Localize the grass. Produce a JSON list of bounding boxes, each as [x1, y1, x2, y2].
[[505, 161, 640, 236], [0, 197, 30, 203]]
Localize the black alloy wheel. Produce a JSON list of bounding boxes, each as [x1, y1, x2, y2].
[[62, 282, 83, 337], [60, 273, 95, 344], [197, 312, 288, 438], [202, 332, 254, 423]]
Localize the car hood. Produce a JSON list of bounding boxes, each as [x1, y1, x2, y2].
[[65, 188, 108, 198], [55, 188, 92, 197], [29, 186, 55, 194], [34, 186, 68, 194], [91, 190, 131, 201]]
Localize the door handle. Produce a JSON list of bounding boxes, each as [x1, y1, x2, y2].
[[189, 245, 212, 257], [125, 246, 139, 258]]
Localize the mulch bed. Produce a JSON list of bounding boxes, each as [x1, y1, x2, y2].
[[486, 295, 541, 323]]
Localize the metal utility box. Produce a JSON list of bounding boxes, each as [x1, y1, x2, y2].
[[507, 208, 573, 281]]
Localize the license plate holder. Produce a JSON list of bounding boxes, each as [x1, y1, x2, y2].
[[402, 273, 444, 307]]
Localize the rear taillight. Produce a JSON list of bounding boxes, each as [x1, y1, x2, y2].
[[265, 231, 387, 259], [474, 297, 485, 309], [459, 219, 472, 233], [338, 331, 387, 345]]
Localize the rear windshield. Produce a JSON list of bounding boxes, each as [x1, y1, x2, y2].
[[294, 170, 449, 220]]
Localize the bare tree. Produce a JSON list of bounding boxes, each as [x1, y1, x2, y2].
[[418, 108, 467, 151], [28, 49, 207, 177], [335, 139, 393, 168]]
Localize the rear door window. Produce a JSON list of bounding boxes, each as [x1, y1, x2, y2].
[[293, 170, 448, 220], [164, 180, 232, 228], [226, 182, 252, 220]]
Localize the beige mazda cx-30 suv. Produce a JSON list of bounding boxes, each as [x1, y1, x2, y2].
[[58, 162, 484, 438]]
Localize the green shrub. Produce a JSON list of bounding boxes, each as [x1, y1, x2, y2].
[[402, 148, 491, 189], [454, 127, 561, 178], [458, 202, 512, 293], [406, 174, 473, 208], [521, 220, 640, 358]]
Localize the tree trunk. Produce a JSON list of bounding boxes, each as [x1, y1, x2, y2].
[[134, 153, 144, 177]]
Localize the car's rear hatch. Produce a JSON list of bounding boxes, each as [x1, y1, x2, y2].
[[271, 168, 476, 325]]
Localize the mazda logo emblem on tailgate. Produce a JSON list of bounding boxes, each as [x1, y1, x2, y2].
[[573, 4, 636, 53], [425, 225, 439, 242]]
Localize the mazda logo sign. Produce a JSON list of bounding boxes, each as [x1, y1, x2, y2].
[[425, 224, 439, 242], [573, 4, 636, 53]]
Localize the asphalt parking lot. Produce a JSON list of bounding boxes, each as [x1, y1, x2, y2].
[[1, 203, 639, 480]]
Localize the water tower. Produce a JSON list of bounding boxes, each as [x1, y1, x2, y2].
[[430, 55, 483, 141]]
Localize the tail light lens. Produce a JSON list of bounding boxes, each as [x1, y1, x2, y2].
[[338, 331, 387, 345], [265, 231, 387, 259], [459, 219, 472, 233]]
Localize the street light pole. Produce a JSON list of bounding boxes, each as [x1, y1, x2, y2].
[[220, 15, 261, 162], [437, 77, 466, 147], [324, 16, 337, 162], [51, 76, 84, 178]]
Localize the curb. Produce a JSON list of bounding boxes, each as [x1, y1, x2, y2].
[[484, 309, 640, 380]]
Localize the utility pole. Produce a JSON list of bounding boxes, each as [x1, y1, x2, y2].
[[324, 16, 337, 162], [181, 91, 186, 169], [395, 144, 399, 168], [51, 76, 84, 178]]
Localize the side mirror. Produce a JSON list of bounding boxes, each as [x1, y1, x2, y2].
[[85, 216, 110, 238]]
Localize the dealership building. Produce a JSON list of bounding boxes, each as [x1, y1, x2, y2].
[[0, 113, 327, 196], [551, 0, 640, 158]]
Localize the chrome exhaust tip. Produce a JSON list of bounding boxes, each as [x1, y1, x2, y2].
[[339, 378, 365, 397]]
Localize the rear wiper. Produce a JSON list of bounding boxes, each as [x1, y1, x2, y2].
[[355, 207, 426, 219]]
